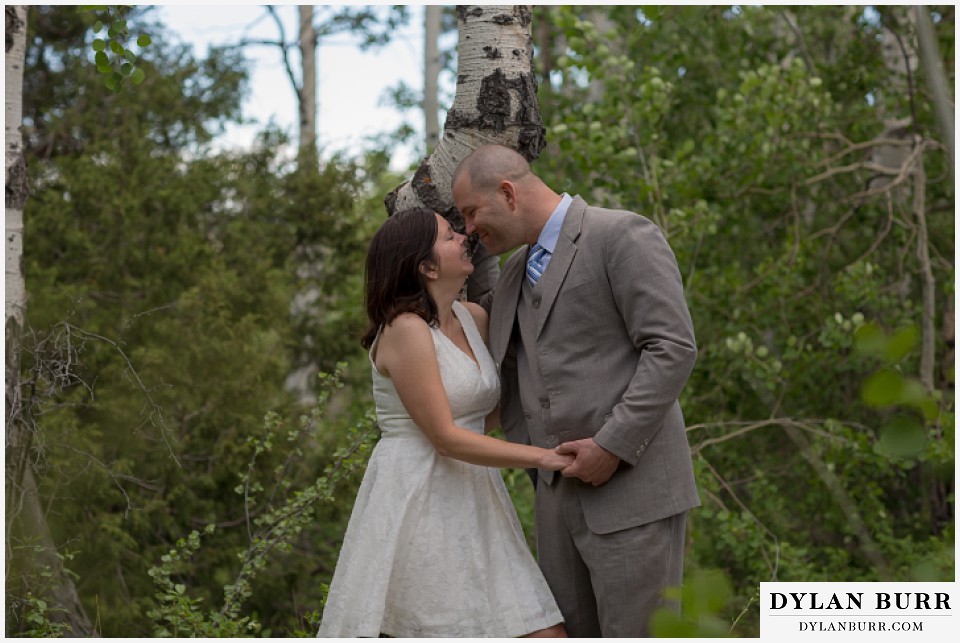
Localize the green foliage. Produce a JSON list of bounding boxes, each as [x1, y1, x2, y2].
[[13, 593, 71, 638], [11, 6, 380, 637], [651, 569, 737, 637], [537, 4, 954, 636], [78, 5, 151, 92], [12, 4, 954, 638], [144, 369, 378, 637]]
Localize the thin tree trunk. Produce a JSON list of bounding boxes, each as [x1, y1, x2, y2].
[[912, 141, 936, 393], [386, 5, 544, 301], [912, 5, 954, 171], [533, 5, 554, 86], [298, 5, 317, 161], [6, 5, 95, 636], [6, 2, 30, 543], [424, 5, 441, 153]]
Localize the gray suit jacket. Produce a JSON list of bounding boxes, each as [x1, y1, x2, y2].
[[489, 196, 700, 534]]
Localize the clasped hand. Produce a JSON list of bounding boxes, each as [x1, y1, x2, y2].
[[555, 438, 619, 486]]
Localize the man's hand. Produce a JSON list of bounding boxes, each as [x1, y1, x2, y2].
[[556, 438, 620, 486]]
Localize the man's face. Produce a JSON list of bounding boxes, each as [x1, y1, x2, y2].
[[452, 175, 522, 256]]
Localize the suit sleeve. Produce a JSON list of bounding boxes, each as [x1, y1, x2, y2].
[[592, 213, 698, 466]]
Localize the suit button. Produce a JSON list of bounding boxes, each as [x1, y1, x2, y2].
[[532, 299, 540, 309], [540, 399, 550, 409]]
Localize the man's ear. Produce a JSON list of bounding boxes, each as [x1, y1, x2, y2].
[[499, 180, 518, 210]]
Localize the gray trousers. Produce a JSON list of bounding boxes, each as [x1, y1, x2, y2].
[[535, 476, 687, 637]]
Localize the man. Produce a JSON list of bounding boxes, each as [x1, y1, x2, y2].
[[452, 145, 700, 637]]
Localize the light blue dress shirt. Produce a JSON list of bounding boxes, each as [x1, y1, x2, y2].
[[527, 193, 573, 271]]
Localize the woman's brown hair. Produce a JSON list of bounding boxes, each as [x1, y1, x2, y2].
[[360, 208, 440, 349]]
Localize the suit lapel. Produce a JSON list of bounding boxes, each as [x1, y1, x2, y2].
[[490, 247, 526, 366], [535, 197, 585, 337]]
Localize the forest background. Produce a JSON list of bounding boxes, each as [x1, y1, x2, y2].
[[4, 4, 955, 638]]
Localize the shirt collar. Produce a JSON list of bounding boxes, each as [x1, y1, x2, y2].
[[535, 193, 572, 254]]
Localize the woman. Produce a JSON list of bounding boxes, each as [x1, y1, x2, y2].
[[317, 208, 570, 638]]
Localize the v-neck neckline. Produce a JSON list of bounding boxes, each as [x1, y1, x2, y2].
[[436, 302, 481, 372]]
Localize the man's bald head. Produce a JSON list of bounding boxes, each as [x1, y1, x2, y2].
[[453, 144, 533, 192], [452, 144, 559, 252]]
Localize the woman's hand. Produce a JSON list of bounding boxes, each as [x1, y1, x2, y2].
[[539, 448, 576, 472]]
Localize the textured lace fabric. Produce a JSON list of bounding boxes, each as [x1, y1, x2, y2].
[[317, 301, 563, 637]]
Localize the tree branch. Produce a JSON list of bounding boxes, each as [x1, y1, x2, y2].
[[266, 5, 301, 96]]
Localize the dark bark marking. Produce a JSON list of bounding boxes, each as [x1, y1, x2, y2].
[[384, 181, 406, 216], [411, 159, 449, 215], [476, 68, 513, 132], [492, 13, 515, 26], [6, 6, 25, 53], [515, 5, 533, 27], [443, 68, 545, 162], [457, 6, 484, 22], [483, 46, 502, 59], [5, 151, 29, 210], [457, 74, 468, 85]]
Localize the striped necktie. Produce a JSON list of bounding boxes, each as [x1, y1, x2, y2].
[[526, 243, 549, 286]]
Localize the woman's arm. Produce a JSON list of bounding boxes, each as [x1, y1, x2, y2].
[[378, 313, 571, 471]]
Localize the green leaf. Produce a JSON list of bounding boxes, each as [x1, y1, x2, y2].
[[885, 325, 919, 362], [137, 33, 152, 47], [121, 63, 133, 76], [92, 38, 106, 52], [123, 49, 137, 62], [93, 20, 103, 33], [877, 416, 927, 458], [861, 368, 904, 407], [95, 51, 109, 67], [106, 72, 123, 93], [110, 40, 122, 54], [854, 322, 886, 357]]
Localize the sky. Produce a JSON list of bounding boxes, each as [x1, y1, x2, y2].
[[155, 3, 433, 171]]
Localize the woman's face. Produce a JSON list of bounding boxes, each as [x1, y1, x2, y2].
[[430, 212, 473, 281]]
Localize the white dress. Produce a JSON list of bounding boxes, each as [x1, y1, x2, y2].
[[317, 301, 563, 638]]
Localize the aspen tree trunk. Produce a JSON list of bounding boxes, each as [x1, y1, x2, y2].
[[869, 11, 918, 197], [912, 5, 954, 172], [6, 2, 30, 555], [386, 5, 545, 301], [5, 6, 95, 636], [876, 10, 938, 392], [424, 5, 442, 153], [298, 5, 317, 159]]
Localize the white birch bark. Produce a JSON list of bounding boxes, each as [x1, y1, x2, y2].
[[386, 5, 544, 300], [387, 5, 543, 218], [5, 5, 28, 464], [5, 5, 28, 376]]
